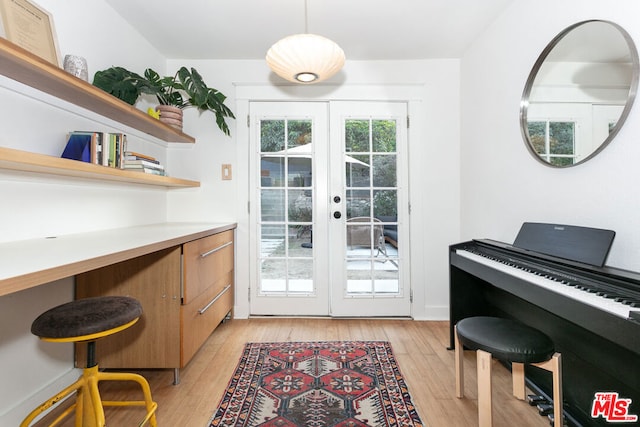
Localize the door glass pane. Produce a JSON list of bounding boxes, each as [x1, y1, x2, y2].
[[261, 225, 285, 259], [345, 154, 370, 188], [261, 120, 285, 152], [288, 158, 312, 187], [288, 225, 311, 257], [373, 267, 399, 293], [261, 259, 286, 292], [346, 219, 381, 258], [261, 157, 284, 187], [345, 120, 370, 152], [261, 225, 286, 292], [344, 119, 400, 296], [372, 155, 396, 187], [346, 267, 373, 293], [288, 189, 312, 225], [288, 120, 312, 148], [288, 259, 313, 293], [261, 190, 284, 221], [345, 189, 371, 219], [372, 120, 396, 152], [373, 190, 396, 219], [259, 118, 314, 296]]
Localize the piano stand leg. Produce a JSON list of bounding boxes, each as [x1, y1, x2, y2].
[[512, 362, 526, 400], [477, 349, 493, 427], [454, 325, 464, 398]]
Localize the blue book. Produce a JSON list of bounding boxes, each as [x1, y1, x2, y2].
[[61, 133, 92, 162]]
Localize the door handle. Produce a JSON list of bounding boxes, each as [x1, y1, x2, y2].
[[200, 241, 233, 258], [333, 211, 342, 219]]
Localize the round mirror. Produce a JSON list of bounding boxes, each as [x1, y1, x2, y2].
[[520, 20, 639, 167]]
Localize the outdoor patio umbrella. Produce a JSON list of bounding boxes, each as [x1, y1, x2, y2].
[[275, 143, 370, 167]]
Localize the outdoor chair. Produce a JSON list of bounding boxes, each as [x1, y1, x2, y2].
[[346, 217, 387, 256]]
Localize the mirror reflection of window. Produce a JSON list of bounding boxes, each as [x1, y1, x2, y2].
[[528, 121, 576, 166], [521, 20, 639, 167]]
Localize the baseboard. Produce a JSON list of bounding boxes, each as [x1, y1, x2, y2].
[[0, 368, 79, 426], [413, 305, 449, 321]]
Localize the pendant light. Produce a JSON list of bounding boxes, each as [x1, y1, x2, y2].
[[266, 0, 345, 84]]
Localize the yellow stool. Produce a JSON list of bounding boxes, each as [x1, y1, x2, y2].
[[21, 296, 158, 427]]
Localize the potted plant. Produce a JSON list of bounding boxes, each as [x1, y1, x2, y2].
[[92, 66, 235, 135]]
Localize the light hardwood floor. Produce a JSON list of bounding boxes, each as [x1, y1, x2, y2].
[[43, 318, 551, 427]]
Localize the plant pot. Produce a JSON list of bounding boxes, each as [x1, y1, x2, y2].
[[156, 105, 183, 131]]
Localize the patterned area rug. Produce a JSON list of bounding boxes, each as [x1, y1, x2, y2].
[[208, 341, 423, 427]]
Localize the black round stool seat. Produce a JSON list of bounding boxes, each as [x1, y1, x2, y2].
[[31, 296, 143, 340], [456, 316, 554, 364]]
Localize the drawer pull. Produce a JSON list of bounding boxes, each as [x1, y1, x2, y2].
[[198, 284, 232, 315], [200, 241, 233, 258]]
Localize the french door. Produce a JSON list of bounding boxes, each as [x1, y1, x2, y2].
[[329, 102, 409, 316], [249, 101, 409, 317]]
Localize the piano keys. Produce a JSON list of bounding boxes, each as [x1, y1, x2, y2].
[[450, 226, 640, 427], [456, 249, 637, 320]]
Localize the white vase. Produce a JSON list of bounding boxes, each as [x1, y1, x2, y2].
[[63, 55, 89, 81]]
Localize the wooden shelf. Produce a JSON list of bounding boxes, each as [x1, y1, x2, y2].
[[0, 38, 195, 144], [0, 147, 200, 188]]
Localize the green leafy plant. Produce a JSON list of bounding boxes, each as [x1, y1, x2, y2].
[[93, 66, 235, 136]]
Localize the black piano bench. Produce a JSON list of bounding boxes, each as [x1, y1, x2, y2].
[[20, 296, 158, 427], [454, 316, 563, 427]]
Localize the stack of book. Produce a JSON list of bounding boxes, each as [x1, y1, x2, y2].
[[61, 131, 127, 168], [122, 151, 166, 176], [61, 132, 165, 175]]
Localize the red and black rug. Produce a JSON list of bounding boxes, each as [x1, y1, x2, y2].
[[208, 341, 423, 427]]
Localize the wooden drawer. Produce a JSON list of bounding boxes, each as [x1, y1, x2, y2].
[[180, 271, 233, 365], [182, 230, 233, 304]]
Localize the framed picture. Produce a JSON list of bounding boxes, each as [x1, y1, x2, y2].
[[0, 0, 60, 65]]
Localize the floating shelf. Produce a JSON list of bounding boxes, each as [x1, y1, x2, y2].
[[0, 38, 195, 144], [0, 147, 200, 188]]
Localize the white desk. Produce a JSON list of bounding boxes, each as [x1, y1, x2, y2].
[[0, 222, 236, 297]]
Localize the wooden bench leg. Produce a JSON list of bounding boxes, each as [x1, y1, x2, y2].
[[454, 325, 464, 398], [477, 349, 493, 427], [532, 353, 563, 427], [512, 362, 526, 400]]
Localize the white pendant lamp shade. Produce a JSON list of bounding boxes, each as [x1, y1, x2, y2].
[[266, 33, 345, 83]]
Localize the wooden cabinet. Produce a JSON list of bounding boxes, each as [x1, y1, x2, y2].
[[76, 247, 182, 368], [75, 230, 234, 377], [181, 271, 233, 364], [182, 230, 234, 303], [181, 230, 234, 363]]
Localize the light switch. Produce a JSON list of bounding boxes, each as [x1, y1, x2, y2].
[[222, 164, 232, 180]]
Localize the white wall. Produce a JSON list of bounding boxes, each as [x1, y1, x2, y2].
[[0, 1, 171, 424], [461, 0, 640, 271]]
